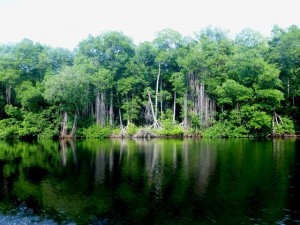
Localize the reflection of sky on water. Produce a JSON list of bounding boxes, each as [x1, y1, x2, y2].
[[0, 204, 58, 225]]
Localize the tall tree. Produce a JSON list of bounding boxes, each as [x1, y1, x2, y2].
[[43, 67, 90, 138]]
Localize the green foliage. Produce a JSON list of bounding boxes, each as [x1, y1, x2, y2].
[[188, 111, 201, 130], [247, 111, 272, 135], [15, 81, 45, 111], [121, 96, 142, 124], [0, 26, 300, 139], [5, 105, 22, 119], [203, 121, 248, 138], [255, 89, 284, 112], [157, 109, 184, 136], [43, 66, 90, 113], [0, 118, 20, 139], [157, 125, 184, 137], [81, 125, 112, 139], [126, 123, 138, 136], [216, 79, 252, 107], [273, 117, 295, 135], [0, 105, 60, 140]]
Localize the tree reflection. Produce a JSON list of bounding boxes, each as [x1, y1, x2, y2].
[[59, 139, 77, 167], [0, 139, 297, 225]]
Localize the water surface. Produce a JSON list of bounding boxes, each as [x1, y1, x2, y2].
[[0, 139, 299, 224]]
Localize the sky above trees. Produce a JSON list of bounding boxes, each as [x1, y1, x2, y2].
[[0, 0, 299, 49]]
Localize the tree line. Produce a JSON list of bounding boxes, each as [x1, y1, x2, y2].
[[0, 25, 299, 139]]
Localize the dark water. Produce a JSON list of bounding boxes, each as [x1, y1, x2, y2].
[[0, 139, 299, 225]]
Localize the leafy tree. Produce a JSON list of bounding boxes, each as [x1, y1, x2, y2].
[[43, 66, 90, 138], [15, 81, 45, 112], [0, 26, 299, 138], [216, 79, 252, 108], [0, 47, 21, 105]]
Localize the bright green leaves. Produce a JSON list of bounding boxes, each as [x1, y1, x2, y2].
[[121, 96, 141, 123], [256, 89, 284, 112], [0, 26, 299, 138], [248, 111, 272, 135], [77, 31, 135, 77], [15, 81, 45, 111], [255, 63, 282, 90], [43, 67, 90, 113], [91, 68, 113, 92], [268, 25, 300, 99], [217, 79, 252, 107]]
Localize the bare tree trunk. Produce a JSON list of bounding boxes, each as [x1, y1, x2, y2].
[[126, 94, 129, 124], [119, 108, 123, 128], [109, 90, 114, 127], [148, 91, 160, 128], [205, 94, 209, 127], [100, 92, 106, 127], [60, 111, 68, 139], [155, 63, 161, 121], [96, 91, 100, 125], [119, 108, 127, 137], [70, 113, 77, 137], [160, 78, 163, 115], [173, 91, 176, 124], [183, 93, 188, 130], [272, 113, 275, 134]]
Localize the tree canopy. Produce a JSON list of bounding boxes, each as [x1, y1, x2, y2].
[[0, 26, 299, 139]]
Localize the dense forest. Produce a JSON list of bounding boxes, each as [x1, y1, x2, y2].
[[0, 25, 299, 139]]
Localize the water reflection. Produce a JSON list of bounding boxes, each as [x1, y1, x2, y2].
[[95, 147, 106, 185], [0, 139, 298, 224], [59, 140, 77, 167]]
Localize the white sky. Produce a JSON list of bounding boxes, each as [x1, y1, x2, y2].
[[0, 0, 299, 49]]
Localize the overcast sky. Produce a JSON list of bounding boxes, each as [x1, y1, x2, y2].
[[0, 0, 299, 49]]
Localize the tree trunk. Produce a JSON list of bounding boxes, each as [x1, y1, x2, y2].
[[126, 94, 129, 124], [148, 91, 160, 129], [155, 63, 161, 121], [70, 113, 77, 137], [109, 90, 114, 127], [119, 108, 123, 128], [96, 91, 100, 125], [173, 91, 176, 124], [160, 78, 163, 115], [60, 111, 68, 139], [100, 92, 106, 127], [119, 108, 127, 137], [183, 93, 188, 130]]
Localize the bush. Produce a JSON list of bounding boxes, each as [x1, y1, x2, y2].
[[0, 118, 20, 139], [81, 125, 112, 139], [202, 121, 249, 138], [158, 126, 184, 136], [157, 117, 184, 137], [126, 123, 138, 137], [273, 117, 295, 135]]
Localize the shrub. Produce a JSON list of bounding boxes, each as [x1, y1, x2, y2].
[[126, 123, 138, 137], [81, 125, 112, 139], [273, 117, 295, 135], [202, 121, 249, 138]]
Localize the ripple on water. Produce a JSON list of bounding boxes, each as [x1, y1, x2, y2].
[[0, 204, 74, 225]]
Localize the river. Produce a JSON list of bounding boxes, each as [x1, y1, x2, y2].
[[0, 139, 299, 224]]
